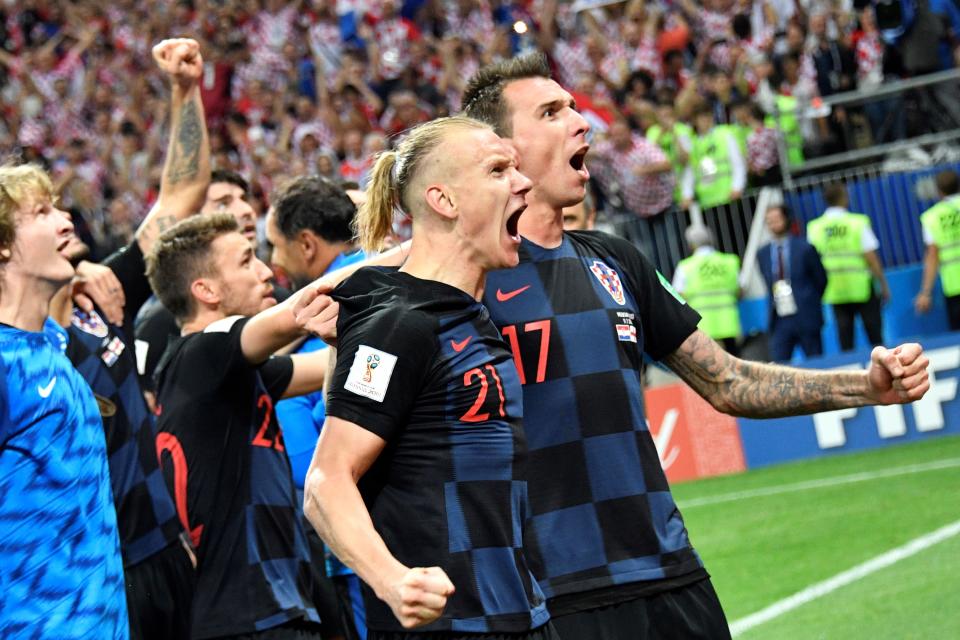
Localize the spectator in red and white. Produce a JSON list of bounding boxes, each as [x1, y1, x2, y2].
[[362, 0, 420, 95], [854, 5, 905, 143], [733, 100, 782, 187], [594, 117, 684, 275], [446, 0, 496, 50], [338, 128, 369, 184], [378, 90, 430, 138]]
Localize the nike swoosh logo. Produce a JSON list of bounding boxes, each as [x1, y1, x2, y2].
[[450, 336, 472, 353], [38, 377, 57, 398], [496, 285, 531, 302]]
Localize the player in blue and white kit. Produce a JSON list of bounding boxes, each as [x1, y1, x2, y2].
[[0, 164, 128, 639]]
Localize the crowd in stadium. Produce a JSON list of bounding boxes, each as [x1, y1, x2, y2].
[[0, 1, 949, 640], [4, 0, 960, 264]]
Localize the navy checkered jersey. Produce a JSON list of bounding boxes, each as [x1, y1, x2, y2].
[[66, 241, 182, 567], [326, 267, 549, 634], [482, 231, 705, 608], [67, 311, 182, 567], [155, 316, 319, 638]]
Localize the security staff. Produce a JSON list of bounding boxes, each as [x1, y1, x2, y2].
[[765, 93, 804, 167], [807, 181, 889, 351], [915, 169, 960, 330], [648, 102, 694, 203], [681, 104, 746, 212], [673, 226, 742, 355]]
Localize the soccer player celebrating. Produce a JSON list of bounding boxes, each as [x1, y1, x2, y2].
[[302, 116, 557, 639], [47, 37, 210, 639], [145, 214, 333, 638], [0, 164, 128, 638], [460, 53, 931, 639]]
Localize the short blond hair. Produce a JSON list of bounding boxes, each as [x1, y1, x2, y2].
[[0, 163, 55, 260]]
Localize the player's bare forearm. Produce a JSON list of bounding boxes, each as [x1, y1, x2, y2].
[[663, 330, 873, 418], [303, 419, 405, 600], [283, 349, 328, 398]]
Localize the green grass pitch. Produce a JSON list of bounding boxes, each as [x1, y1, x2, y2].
[[671, 435, 960, 639]]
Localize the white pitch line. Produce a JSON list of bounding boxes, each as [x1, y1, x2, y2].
[[730, 518, 960, 637], [680, 457, 960, 508]]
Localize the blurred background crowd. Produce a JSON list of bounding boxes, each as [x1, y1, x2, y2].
[[2, 0, 959, 263]]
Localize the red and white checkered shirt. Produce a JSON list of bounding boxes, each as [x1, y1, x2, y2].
[[594, 134, 675, 217], [856, 32, 884, 87], [747, 125, 780, 172], [371, 16, 420, 80], [631, 35, 662, 80]]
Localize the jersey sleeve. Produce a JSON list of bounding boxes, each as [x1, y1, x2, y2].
[[325, 307, 437, 443], [178, 316, 256, 390], [594, 232, 702, 361], [259, 355, 295, 401]]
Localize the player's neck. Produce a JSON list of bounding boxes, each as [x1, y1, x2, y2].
[[180, 307, 224, 336], [402, 240, 487, 300], [517, 201, 564, 249], [0, 277, 57, 332], [50, 286, 74, 328]]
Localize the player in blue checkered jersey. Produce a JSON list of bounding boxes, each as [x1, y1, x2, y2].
[[462, 53, 931, 639], [301, 116, 558, 640], [0, 164, 128, 639]]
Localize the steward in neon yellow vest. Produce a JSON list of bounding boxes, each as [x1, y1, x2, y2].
[[765, 94, 804, 167], [647, 120, 693, 202], [676, 248, 742, 340], [807, 212, 872, 304], [920, 197, 960, 296], [690, 126, 734, 209]]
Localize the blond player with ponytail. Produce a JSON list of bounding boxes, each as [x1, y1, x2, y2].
[[302, 117, 560, 640]]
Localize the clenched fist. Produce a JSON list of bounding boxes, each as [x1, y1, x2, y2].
[[152, 38, 203, 90], [384, 566, 456, 629]]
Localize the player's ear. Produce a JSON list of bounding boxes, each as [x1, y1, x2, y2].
[[424, 183, 457, 222], [190, 277, 220, 307], [298, 229, 318, 263]]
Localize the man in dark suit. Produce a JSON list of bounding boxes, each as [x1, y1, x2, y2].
[[758, 205, 828, 361]]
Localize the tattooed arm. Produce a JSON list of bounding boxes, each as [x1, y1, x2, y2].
[[662, 330, 931, 418], [136, 38, 210, 256]]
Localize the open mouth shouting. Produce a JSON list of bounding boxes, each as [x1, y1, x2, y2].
[[569, 145, 590, 181], [506, 202, 526, 242]]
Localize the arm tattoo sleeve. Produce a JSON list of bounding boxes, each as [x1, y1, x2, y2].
[[662, 331, 871, 418], [167, 99, 202, 184]]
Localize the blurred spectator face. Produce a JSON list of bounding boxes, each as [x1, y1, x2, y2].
[[861, 7, 877, 31], [656, 104, 677, 127], [786, 23, 805, 51], [363, 133, 387, 156], [66, 140, 88, 164], [202, 182, 258, 244], [344, 129, 363, 156], [295, 97, 314, 119], [383, 0, 399, 18], [316, 154, 336, 177], [299, 133, 320, 155], [810, 13, 828, 39], [585, 36, 607, 62], [562, 200, 596, 231], [694, 110, 715, 134], [54, 79, 70, 100], [109, 198, 132, 229], [765, 206, 789, 236], [502, 77, 591, 209], [394, 93, 423, 126], [609, 121, 633, 150], [731, 103, 751, 126], [783, 57, 800, 84]]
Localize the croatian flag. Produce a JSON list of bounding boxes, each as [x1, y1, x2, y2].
[[616, 324, 637, 343]]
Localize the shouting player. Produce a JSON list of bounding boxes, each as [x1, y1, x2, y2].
[[460, 53, 930, 639], [302, 116, 558, 639]]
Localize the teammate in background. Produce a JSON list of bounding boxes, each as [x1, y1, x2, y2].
[[758, 205, 828, 361], [807, 181, 889, 351], [45, 37, 209, 639], [915, 170, 960, 330], [302, 117, 557, 638], [266, 176, 369, 640], [673, 226, 742, 356], [0, 164, 129, 638], [135, 169, 270, 391], [460, 53, 929, 639], [561, 184, 597, 231], [145, 214, 333, 638]]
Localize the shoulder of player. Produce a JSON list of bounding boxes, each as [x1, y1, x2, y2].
[[341, 301, 439, 352]]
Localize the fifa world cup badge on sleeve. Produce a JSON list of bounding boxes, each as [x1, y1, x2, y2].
[[345, 345, 398, 402]]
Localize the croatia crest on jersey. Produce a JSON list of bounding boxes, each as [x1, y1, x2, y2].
[[71, 308, 109, 338], [589, 260, 626, 305]]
